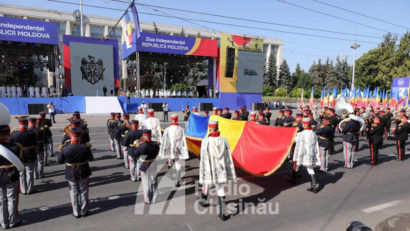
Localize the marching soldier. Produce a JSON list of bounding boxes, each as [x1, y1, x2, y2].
[[123, 120, 143, 181], [107, 112, 116, 151], [222, 108, 231, 119], [120, 113, 132, 168], [257, 113, 269, 125], [10, 118, 37, 194], [308, 112, 317, 130], [113, 113, 123, 159], [239, 107, 248, 121], [395, 109, 406, 126], [385, 108, 393, 138], [328, 108, 338, 154], [282, 109, 295, 127], [264, 106, 272, 125], [341, 115, 361, 168], [144, 109, 162, 142], [58, 127, 93, 218], [183, 105, 191, 121], [292, 118, 321, 193], [72, 111, 88, 128], [0, 125, 23, 228], [197, 120, 236, 221], [366, 115, 384, 165], [274, 110, 285, 127], [231, 111, 240, 120], [192, 107, 199, 115], [28, 118, 45, 179], [216, 108, 223, 117], [135, 108, 146, 129], [40, 111, 54, 162], [159, 114, 189, 187], [249, 111, 257, 122], [128, 130, 159, 204], [393, 115, 410, 161], [316, 117, 334, 172], [61, 119, 90, 145], [294, 113, 304, 132]]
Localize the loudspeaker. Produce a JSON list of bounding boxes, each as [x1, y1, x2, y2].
[[148, 103, 163, 112], [225, 47, 235, 78], [252, 103, 265, 111], [199, 103, 213, 112], [28, 104, 47, 115]]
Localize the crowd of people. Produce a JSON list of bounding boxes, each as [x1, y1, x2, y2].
[[0, 99, 409, 227], [0, 85, 58, 98]]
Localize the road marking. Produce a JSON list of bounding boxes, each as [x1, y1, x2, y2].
[[186, 223, 194, 231], [362, 200, 401, 213]]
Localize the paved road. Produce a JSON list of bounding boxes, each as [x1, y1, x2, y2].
[[8, 113, 410, 231]]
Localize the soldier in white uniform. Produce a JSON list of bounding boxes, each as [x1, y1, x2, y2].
[[28, 86, 34, 98], [11, 86, 16, 98], [292, 118, 321, 193], [134, 107, 146, 129], [144, 109, 162, 142], [159, 114, 189, 187], [197, 120, 236, 221], [35, 87, 40, 98]]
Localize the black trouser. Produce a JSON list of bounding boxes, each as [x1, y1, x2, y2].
[[329, 137, 334, 154], [163, 111, 168, 122], [354, 137, 360, 152], [396, 139, 406, 160], [369, 140, 381, 164]]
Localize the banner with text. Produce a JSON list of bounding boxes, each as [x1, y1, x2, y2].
[[0, 16, 58, 45], [136, 32, 217, 57]]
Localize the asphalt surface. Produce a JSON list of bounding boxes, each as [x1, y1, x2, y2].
[[7, 112, 410, 231]]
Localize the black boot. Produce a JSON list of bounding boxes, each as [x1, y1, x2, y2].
[[307, 174, 319, 193], [289, 170, 297, 185], [218, 196, 227, 221], [197, 193, 208, 207]]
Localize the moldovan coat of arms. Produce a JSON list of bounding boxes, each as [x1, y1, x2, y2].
[[80, 55, 105, 84]]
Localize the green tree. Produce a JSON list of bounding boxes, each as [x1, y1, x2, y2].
[[327, 56, 350, 88], [263, 52, 277, 88], [293, 64, 312, 89], [278, 60, 292, 92], [274, 87, 287, 97], [309, 59, 327, 88], [263, 85, 275, 96]]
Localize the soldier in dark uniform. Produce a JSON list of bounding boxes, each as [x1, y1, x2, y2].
[[294, 113, 304, 132], [328, 108, 338, 154], [308, 112, 317, 130], [120, 113, 132, 168], [264, 107, 272, 125], [257, 113, 269, 125], [395, 109, 406, 126], [0, 125, 22, 228], [378, 110, 389, 141], [366, 115, 384, 165], [353, 109, 361, 151], [385, 108, 393, 138], [274, 110, 285, 127], [71, 111, 88, 128], [128, 130, 159, 204], [341, 117, 361, 168], [183, 105, 191, 121], [231, 111, 240, 120], [58, 127, 93, 218], [316, 117, 334, 172], [113, 113, 123, 159], [216, 108, 223, 117], [123, 120, 143, 181], [393, 115, 410, 161], [243, 106, 250, 118], [107, 112, 116, 152], [29, 118, 45, 180], [222, 108, 231, 119], [39, 112, 54, 161], [282, 109, 295, 127], [61, 119, 90, 145], [9, 118, 37, 193], [239, 107, 248, 121]]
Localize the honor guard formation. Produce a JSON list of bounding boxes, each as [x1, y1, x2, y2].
[[0, 97, 409, 228]]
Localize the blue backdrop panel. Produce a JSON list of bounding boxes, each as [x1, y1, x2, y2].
[[117, 97, 220, 112], [185, 113, 210, 138], [0, 97, 85, 115], [219, 92, 261, 110]]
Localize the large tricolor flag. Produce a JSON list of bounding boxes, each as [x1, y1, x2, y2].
[[120, 3, 141, 59], [185, 114, 297, 176], [309, 86, 314, 107]]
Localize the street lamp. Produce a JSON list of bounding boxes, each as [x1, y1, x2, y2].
[[350, 42, 360, 91]]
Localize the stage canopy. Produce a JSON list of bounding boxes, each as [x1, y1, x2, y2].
[[185, 114, 297, 176]]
